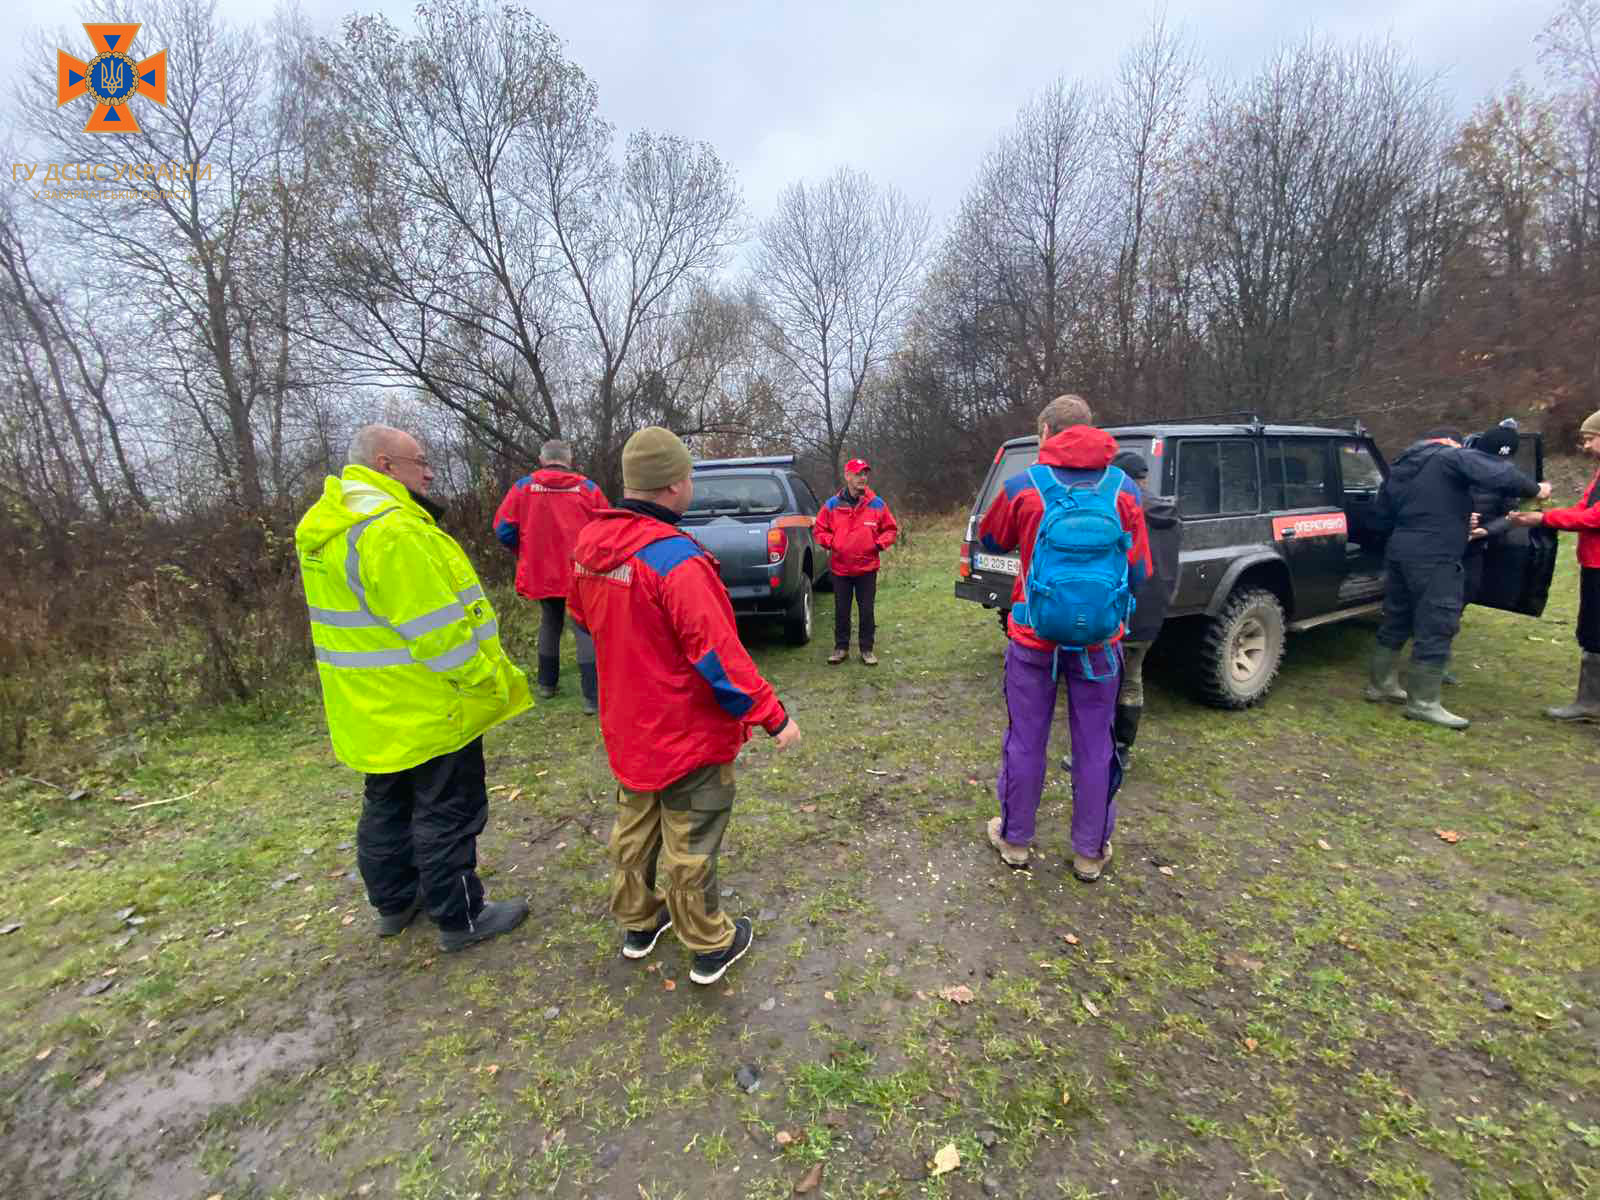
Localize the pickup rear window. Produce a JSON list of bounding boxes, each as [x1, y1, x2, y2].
[[686, 473, 788, 517]]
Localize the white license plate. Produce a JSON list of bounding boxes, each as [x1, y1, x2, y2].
[[973, 553, 1020, 576]]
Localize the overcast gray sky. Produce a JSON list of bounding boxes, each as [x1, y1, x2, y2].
[[11, 0, 1556, 227]]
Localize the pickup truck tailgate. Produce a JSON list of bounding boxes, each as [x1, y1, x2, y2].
[[681, 516, 773, 585]]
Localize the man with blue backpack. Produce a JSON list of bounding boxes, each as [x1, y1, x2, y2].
[[977, 394, 1151, 881]]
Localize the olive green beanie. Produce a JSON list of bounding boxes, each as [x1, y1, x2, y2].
[[1582, 409, 1600, 438], [622, 426, 693, 491]]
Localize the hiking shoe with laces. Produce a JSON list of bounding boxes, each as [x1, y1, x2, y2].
[[376, 893, 422, 937], [828, 648, 848, 665], [438, 899, 529, 953], [860, 651, 879, 666], [986, 816, 1030, 869], [689, 917, 753, 985], [622, 909, 673, 960]]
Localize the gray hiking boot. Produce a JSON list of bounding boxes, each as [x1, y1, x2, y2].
[[1546, 652, 1600, 722], [1403, 664, 1469, 730], [439, 899, 530, 953], [376, 893, 422, 937], [1364, 645, 1408, 704]]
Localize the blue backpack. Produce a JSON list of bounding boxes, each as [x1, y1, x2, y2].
[[1021, 464, 1134, 673]]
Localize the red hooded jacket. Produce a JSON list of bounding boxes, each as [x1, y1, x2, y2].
[[814, 486, 899, 576], [977, 426, 1152, 653], [1542, 468, 1600, 568], [568, 507, 789, 792], [493, 467, 608, 600]]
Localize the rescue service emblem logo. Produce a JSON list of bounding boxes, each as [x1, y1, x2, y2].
[[57, 23, 168, 133]]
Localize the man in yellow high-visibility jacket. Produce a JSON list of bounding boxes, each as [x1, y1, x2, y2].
[[295, 424, 532, 953]]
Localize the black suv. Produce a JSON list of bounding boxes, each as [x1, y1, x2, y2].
[[681, 455, 832, 645], [956, 418, 1557, 707]]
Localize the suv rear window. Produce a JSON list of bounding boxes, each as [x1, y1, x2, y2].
[[977, 445, 1040, 517], [1177, 440, 1260, 517], [686, 473, 787, 516], [976, 435, 1160, 519]]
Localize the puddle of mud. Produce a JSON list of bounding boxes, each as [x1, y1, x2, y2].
[[80, 1010, 337, 1146]]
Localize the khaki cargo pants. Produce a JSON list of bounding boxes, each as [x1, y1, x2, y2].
[[609, 762, 736, 954]]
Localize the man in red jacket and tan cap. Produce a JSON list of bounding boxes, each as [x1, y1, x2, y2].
[[1507, 407, 1600, 720], [493, 439, 608, 712], [814, 457, 899, 665], [570, 426, 802, 985]]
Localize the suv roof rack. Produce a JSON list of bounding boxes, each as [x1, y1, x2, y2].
[[1123, 410, 1264, 428], [692, 455, 797, 469]]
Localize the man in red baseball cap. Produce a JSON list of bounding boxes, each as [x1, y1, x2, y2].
[[814, 458, 899, 665]]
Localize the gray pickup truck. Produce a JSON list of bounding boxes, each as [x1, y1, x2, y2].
[[682, 456, 832, 645]]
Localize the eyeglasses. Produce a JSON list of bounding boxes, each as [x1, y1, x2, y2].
[[385, 454, 432, 470]]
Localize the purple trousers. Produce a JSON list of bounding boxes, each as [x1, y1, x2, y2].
[[997, 640, 1122, 858]]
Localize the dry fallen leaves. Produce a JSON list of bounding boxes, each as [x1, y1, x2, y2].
[[930, 1142, 961, 1177], [775, 1129, 798, 1147], [938, 985, 975, 1005], [662, 978, 676, 991], [823, 990, 835, 1002], [1062, 933, 1080, 946], [1157, 865, 1176, 877], [1243, 1036, 1259, 1051], [1081, 994, 1101, 1018], [793, 1162, 824, 1193], [35, 1046, 53, 1061], [1316, 838, 1333, 851], [1436, 829, 1462, 844], [800, 804, 818, 814]]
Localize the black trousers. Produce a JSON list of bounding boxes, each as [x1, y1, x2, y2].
[[1579, 566, 1600, 654], [1462, 545, 1486, 607], [536, 597, 595, 687], [1376, 557, 1463, 666], [833, 571, 878, 651], [358, 737, 488, 932]]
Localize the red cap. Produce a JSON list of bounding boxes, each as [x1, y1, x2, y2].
[[844, 458, 871, 474]]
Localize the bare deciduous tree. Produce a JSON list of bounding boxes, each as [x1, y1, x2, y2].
[[755, 166, 929, 486]]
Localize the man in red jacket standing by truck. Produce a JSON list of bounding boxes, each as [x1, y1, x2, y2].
[[977, 394, 1151, 882], [493, 440, 608, 713], [1508, 408, 1600, 720], [570, 427, 802, 986], [815, 458, 899, 666]]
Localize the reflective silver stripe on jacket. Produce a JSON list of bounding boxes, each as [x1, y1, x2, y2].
[[307, 509, 496, 669], [315, 620, 500, 671]]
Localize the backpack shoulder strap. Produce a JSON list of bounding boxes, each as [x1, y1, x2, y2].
[[1028, 464, 1067, 506], [1094, 465, 1127, 500]]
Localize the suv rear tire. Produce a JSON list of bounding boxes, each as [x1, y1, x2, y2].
[[1194, 586, 1285, 709], [783, 574, 814, 646]]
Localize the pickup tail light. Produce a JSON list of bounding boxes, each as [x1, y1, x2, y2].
[[767, 527, 787, 564], [959, 540, 973, 578]]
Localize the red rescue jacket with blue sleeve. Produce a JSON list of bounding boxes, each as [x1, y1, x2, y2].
[[1542, 468, 1600, 569], [492, 467, 608, 600], [977, 425, 1152, 653], [568, 507, 790, 792], [814, 486, 898, 576]]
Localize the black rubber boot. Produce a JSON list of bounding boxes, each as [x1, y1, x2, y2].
[[1113, 704, 1142, 760], [578, 663, 599, 716], [536, 655, 559, 699]]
